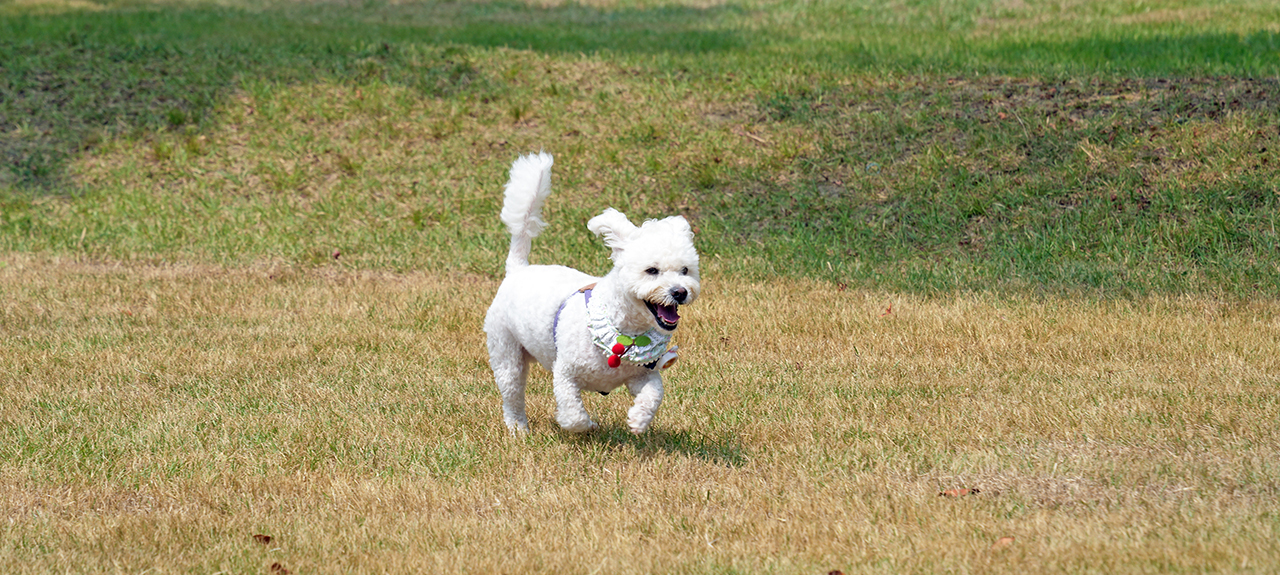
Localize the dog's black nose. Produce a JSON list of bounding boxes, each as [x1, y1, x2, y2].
[[670, 287, 688, 304]]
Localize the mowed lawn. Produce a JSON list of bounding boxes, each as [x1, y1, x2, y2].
[[3, 256, 1279, 573], [3, 0, 1280, 573]]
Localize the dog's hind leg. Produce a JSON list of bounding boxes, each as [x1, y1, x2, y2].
[[552, 365, 598, 433], [487, 329, 531, 434]]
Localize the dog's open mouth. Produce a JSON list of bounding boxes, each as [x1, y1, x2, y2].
[[645, 301, 680, 331]]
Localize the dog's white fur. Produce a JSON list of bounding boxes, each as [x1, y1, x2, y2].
[[484, 152, 701, 435]]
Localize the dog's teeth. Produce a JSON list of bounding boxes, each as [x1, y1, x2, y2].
[[646, 301, 680, 329]]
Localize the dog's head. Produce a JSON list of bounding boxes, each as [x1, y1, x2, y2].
[[588, 208, 700, 332]]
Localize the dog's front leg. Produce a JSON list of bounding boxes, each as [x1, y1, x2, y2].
[[552, 366, 598, 433], [626, 373, 664, 434]]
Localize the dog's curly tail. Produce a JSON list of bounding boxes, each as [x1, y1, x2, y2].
[[499, 151, 554, 272]]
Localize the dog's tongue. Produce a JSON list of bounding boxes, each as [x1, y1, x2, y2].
[[655, 303, 680, 324]]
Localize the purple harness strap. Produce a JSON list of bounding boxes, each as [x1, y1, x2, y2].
[[552, 284, 595, 344], [552, 283, 661, 372]]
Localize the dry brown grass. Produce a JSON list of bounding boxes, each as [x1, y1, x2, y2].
[[2, 254, 1278, 573]]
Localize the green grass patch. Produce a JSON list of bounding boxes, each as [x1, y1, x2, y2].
[[716, 76, 1280, 293], [2, 0, 1279, 294]]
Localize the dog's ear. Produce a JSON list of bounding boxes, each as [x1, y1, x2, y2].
[[587, 208, 638, 257], [663, 215, 693, 238]]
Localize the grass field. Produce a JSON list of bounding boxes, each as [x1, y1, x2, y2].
[[5, 255, 1279, 573], [2, 0, 1280, 573]]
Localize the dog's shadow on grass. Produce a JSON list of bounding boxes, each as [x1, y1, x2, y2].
[[570, 425, 749, 467]]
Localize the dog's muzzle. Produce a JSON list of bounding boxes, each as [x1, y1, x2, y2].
[[646, 287, 688, 331]]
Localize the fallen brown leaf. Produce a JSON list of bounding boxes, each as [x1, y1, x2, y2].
[[733, 127, 770, 145]]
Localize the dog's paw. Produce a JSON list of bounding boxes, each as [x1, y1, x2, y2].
[[627, 409, 654, 434], [505, 423, 530, 437], [558, 418, 599, 434], [504, 416, 530, 436]]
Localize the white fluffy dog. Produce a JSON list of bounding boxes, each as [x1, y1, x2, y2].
[[484, 152, 701, 435]]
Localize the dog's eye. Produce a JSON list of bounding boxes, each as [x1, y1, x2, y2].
[[645, 267, 659, 276], [681, 267, 689, 275]]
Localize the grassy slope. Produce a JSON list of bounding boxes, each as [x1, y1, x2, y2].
[[1, 0, 1278, 293]]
